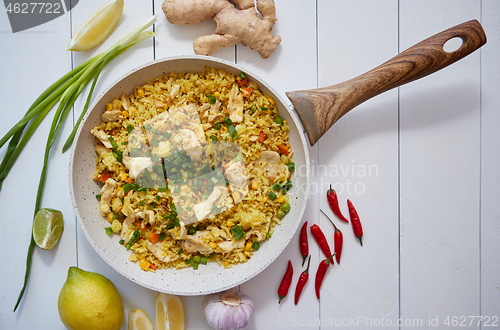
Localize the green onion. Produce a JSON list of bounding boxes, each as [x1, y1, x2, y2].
[[228, 125, 238, 140], [166, 224, 175, 230], [223, 117, 232, 125], [105, 227, 113, 236], [112, 214, 119, 220], [207, 94, 216, 104], [119, 239, 125, 245], [95, 194, 101, 201], [150, 153, 159, 162], [275, 116, 284, 125], [231, 225, 244, 240], [173, 187, 181, 194], [261, 107, 268, 112], [213, 123, 222, 130], [108, 136, 119, 149], [155, 195, 160, 201], [188, 227, 197, 235], [127, 124, 133, 134], [125, 230, 141, 250], [112, 150, 123, 162], [239, 72, 246, 80], [210, 135, 218, 142], [177, 249, 183, 255], [159, 233, 166, 241], [287, 161, 295, 172], [268, 191, 277, 201], [272, 183, 281, 191], [252, 242, 260, 250]]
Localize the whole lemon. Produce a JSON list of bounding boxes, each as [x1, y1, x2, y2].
[[58, 267, 124, 330]]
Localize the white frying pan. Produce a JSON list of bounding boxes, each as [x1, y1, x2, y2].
[[70, 20, 486, 295]]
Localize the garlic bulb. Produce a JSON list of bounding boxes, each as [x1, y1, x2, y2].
[[203, 291, 254, 330]]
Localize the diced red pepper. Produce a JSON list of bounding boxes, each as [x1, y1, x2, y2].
[[278, 145, 289, 156], [237, 78, 248, 86], [259, 131, 267, 143], [241, 87, 253, 98], [101, 172, 111, 182]]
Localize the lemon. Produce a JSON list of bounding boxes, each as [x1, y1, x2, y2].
[[68, 0, 124, 51], [58, 267, 124, 330], [128, 309, 154, 330], [33, 208, 64, 250], [155, 293, 186, 330]]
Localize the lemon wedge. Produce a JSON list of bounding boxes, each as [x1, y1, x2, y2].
[[155, 293, 186, 330], [33, 208, 64, 250], [128, 309, 154, 330], [68, 0, 124, 51]]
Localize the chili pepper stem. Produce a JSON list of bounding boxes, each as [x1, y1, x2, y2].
[[320, 209, 339, 231], [358, 237, 363, 246], [302, 254, 308, 267]]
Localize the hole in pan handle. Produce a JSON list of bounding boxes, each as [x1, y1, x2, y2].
[[286, 19, 487, 146]]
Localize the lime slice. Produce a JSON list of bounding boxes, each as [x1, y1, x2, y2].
[[67, 0, 124, 51], [33, 208, 64, 250]]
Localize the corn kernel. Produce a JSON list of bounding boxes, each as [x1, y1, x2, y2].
[[278, 196, 285, 203], [268, 97, 275, 104], [261, 197, 267, 203], [251, 181, 259, 190], [137, 88, 144, 98], [120, 173, 127, 181], [106, 103, 113, 111], [214, 91, 220, 98], [122, 110, 129, 118], [244, 241, 253, 251], [106, 212, 114, 223], [209, 242, 218, 249], [226, 221, 234, 227], [224, 261, 230, 267], [139, 260, 150, 271]]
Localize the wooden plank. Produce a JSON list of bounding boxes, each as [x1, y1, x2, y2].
[[399, 1, 481, 327], [317, 0, 400, 326], [237, 1, 319, 329], [480, 0, 500, 322], [0, 10, 76, 328]]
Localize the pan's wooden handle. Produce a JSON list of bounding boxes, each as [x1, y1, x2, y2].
[[287, 19, 487, 146]]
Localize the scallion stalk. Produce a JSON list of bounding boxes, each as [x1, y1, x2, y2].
[[11, 15, 157, 312]]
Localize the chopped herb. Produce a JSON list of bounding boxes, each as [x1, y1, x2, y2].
[[228, 125, 238, 140], [159, 187, 169, 192], [140, 202, 145, 206], [188, 227, 197, 235], [272, 183, 281, 191], [213, 123, 222, 130], [121, 142, 127, 145], [156, 195, 160, 201], [231, 225, 245, 240], [96, 194, 101, 201], [112, 150, 123, 162], [127, 124, 133, 134], [261, 107, 268, 112], [210, 135, 218, 143], [223, 117, 232, 125], [105, 227, 113, 236], [170, 203, 176, 212], [108, 136, 119, 149], [268, 191, 277, 201], [119, 239, 125, 245], [137, 186, 147, 192], [287, 161, 295, 172], [166, 224, 175, 230], [172, 216, 180, 227], [252, 242, 260, 250], [266, 232, 272, 240], [159, 233, 166, 240], [239, 72, 246, 80], [123, 184, 133, 192], [125, 230, 141, 250], [177, 248, 183, 255], [275, 116, 284, 125], [208, 94, 216, 104], [112, 213, 119, 220]]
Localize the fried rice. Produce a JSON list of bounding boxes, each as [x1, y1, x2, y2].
[[91, 67, 294, 272]]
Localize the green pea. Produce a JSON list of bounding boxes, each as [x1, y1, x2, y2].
[[192, 255, 201, 263], [250, 105, 257, 112], [277, 210, 285, 218], [282, 203, 290, 213], [275, 116, 284, 125]]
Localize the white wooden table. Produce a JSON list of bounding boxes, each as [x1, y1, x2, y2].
[[1, 1, 499, 329]]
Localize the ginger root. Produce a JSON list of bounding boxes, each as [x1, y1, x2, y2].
[[162, 0, 281, 58]]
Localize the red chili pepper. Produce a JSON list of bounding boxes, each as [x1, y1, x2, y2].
[[347, 199, 363, 246], [326, 185, 349, 223], [299, 221, 309, 266], [310, 224, 332, 259], [294, 256, 311, 305], [315, 255, 334, 299], [101, 171, 111, 183], [320, 209, 343, 264], [278, 260, 293, 303]]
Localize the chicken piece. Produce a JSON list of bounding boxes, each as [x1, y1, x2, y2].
[[170, 84, 180, 98], [181, 231, 212, 254], [171, 128, 203, 161], [128, 157, 154, 180], [228, 84, 243, 123], [193, 186, 222, 221], [99, 178, 117, 216], [145, 210, 156, 225], [121, 212, 136, 243], [252, 150, 289, 183], [218, 238, 245, 253], [95, 144, 112, 156], [208, 100, 222, 122], [224, 161, 248, 204], [147, 241, 179, 263], [101, 110, 123, 122], [91, 128, 113, 148], [121, 94, 130, 110]]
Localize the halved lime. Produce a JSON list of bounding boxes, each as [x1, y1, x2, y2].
[[33, 208, 64, 250]]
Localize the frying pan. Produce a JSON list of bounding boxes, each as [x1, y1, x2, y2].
[[69, 20, 486, 295]]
